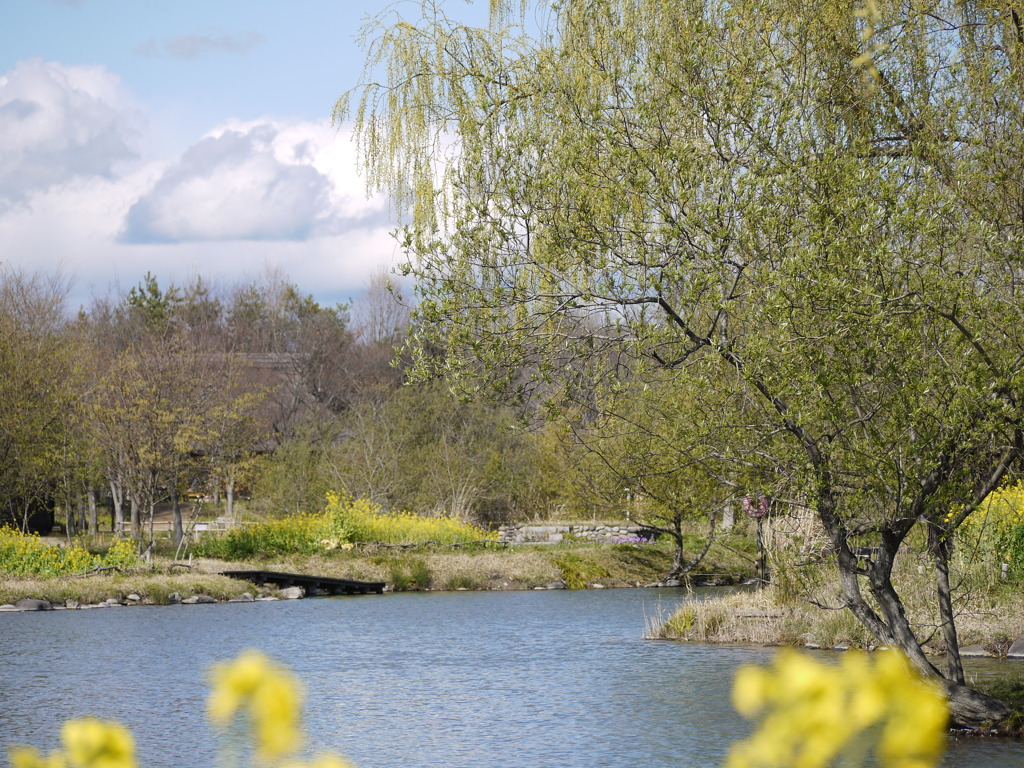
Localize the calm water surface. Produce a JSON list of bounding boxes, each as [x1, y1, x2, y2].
[[1, 588, 1021, 767]]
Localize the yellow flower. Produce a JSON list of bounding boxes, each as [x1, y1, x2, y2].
[[60, 719, 136, 768], [207, 650, 303, 761], [724, 650, 947, 768], [8, 747, 67, 768], [732, 665, 770, 717]]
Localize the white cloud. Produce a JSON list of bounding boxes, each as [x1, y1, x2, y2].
[[0, 59, 138, 206], [121, 119, 387, 244], [0, 56, 398, 309]]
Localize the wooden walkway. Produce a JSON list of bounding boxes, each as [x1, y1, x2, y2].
[[220, 570, 386, 596]]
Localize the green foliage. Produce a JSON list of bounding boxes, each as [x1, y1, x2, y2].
[[0, 527, 138, 577], [0, 268, 83, 530], [325, 381, 570, 524], [251, 420, 338, 518], [342, 0, 1024, 720]]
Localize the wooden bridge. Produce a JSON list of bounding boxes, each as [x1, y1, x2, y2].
[[220, 570, 386, 596]]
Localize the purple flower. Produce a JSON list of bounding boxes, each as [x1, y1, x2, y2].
[[744, 495, 771, 518]]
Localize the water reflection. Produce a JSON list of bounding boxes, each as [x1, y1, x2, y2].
[[0, 589, 1020, 768]]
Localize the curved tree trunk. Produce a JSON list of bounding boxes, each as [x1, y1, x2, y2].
[[832, 538, 1011, 727], [929, 523, 965, 685]]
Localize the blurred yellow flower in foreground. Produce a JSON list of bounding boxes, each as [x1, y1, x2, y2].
[[9, 718, 135, 768], [726, 649, 948, 768], [208, 649, 303, 761]]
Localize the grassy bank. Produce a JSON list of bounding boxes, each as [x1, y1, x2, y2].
[[0, 531, 755, 606]]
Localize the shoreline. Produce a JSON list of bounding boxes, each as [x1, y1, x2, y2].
[[0, 573, 738, 613], [0, 539, 752, 610]]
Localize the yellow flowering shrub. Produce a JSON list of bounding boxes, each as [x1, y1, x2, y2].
[[324, 492, 495, 545], [725, 649, 948, 768], [958, 481, 1024, 574], [0, 527, 136, 577], [196, 494, 495, 560], [207, 650, 304, 762]]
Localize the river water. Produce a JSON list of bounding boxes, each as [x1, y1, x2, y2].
[[1, 588, 1022, 768]]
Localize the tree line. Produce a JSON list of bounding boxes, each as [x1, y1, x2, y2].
[[0, 265, 627, 553]]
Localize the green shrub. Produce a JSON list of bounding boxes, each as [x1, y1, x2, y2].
[[388, 557, 432, 591], [553, 551, 609, 590], [193, 512, 351, 560]]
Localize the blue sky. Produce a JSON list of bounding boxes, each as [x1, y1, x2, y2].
[[0, 0, 491, 311]]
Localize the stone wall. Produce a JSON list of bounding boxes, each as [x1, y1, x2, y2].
[[497, 523, 648, 544]]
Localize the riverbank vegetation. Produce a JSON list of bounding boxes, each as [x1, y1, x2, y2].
[[0, 517, 757, 605]]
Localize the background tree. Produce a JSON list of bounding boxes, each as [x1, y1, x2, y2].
[[341, 0, 1024, 725], [575, 378, 742, 579], [0, 269, 81, 533]]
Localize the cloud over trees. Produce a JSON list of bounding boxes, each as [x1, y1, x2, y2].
[[0, 59, 136, 207]]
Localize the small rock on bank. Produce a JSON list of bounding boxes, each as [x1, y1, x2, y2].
[[1007, 637, 1024, 658]]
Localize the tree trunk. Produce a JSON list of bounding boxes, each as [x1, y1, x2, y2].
[[64, 503, 77, 537], [755, 516, 768, 585], [929, 523, 965, 685], [662, 509, 716, 580], [110, 480, 124, 536], [817, 483, 1011, 729], [130, 495, 140, 539], [145, 502, 156, 563], [172, 489, 184, 548], [226, 478, 235, 520], [669, 530, 684, 578], [945, 682, 1012, 728], [833, 543, 1011, 728], [87, 487, 98, 535], [76, 494, 86, 534]]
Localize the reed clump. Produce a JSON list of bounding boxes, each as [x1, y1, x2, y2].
[[654, 554, 1024, 655]]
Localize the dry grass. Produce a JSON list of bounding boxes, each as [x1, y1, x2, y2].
[[0, 571, 269, 606], [654, 552, 1024, 656], [197, 539, 685, 591]]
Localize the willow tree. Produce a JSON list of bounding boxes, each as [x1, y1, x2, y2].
[[339, 0, 1024, 725]]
